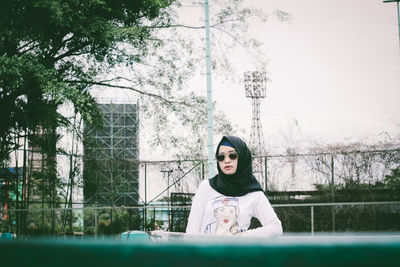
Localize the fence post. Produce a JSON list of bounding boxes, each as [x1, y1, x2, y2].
[[202, 160, 205, 180], [264, 156, 268, 193], [144, 162, 147, 230], [311, 205, 314, 235], [94, 207, 97, 240], [153, 207, 156, 230], [331, 155, 335, 232]]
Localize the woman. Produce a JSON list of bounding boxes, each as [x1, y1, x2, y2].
[[186, 136, 282, 237]]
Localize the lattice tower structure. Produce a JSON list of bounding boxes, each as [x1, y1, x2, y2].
[[244, 71, 267, 190], [83, 100, 139, 206], [244, 71, 267, 156]]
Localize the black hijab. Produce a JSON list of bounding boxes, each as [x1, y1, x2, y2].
[[209, 136, 263, 197]]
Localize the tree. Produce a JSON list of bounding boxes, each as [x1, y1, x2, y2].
[[1, 0, 290, 235], [307, 142, 400, 201], [0, 0, 177, 160], [1, 0, 291, 159], [381, 168, 400, 190], [1, 0, 177, 236], [134, 0, 291, 157]]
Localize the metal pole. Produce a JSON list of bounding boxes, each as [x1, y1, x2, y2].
[[205, 0, 214, 178], [167, 171, 170, 230], [331, 155, 335, 232], [264, 156, 268, 193], [144, 163, 147, 230], [397, 1, 400, 52], [383, 0, 400, 53], [153, 207, 156, 230], [94, 208, 97, 240], [311, 206, 314, 236], [202, 160, 205, 180]]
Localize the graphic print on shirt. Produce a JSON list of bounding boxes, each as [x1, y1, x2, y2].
[[203, 196, 242, 235]]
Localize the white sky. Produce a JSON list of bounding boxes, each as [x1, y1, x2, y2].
[[207, 0, 400, 154], [90, 0, 400, 160]]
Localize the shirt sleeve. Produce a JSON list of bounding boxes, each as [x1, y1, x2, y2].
[[244, 192, 283, 237], [185, 180, 209, 234]]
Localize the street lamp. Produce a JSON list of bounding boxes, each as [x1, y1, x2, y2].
[[383, 0, 400, 53]]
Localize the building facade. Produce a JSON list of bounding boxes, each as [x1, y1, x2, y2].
[[83, 102, 139, 206]]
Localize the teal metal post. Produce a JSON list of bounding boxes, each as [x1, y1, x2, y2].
[[331, 155, 335, 232], [144, 162, 147, 230], [397, 0, 400, 53], [311, 205, 314, 235], [205, 0, 214, 178], [383, 0, 400, 53]]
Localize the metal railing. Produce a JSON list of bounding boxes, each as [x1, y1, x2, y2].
[[2, 148, 399, 237], [1, 201, 399, 238]]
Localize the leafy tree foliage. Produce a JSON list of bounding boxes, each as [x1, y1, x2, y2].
[[0, 0, 180, 236], [0, 0, 176, 163], [0, 0, 290, 235], [378, 168, 400, 190], [1, 0, 291, 160]]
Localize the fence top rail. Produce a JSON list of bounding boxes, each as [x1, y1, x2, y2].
[[10, 147, 400, 161], [267, 189, 400, 196], [1, 201, 400, 212], [272, 201, 400, 207], [262, 148, 400, 158]]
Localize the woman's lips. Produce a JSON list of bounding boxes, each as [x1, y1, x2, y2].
[[224, 166, 232, 170]]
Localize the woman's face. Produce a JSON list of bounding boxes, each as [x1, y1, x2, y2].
[[217, 145, 238, 175], [215, 205, 237, 226]]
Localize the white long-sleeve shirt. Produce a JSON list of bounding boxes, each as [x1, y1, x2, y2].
[[186, 179, 283, 237]]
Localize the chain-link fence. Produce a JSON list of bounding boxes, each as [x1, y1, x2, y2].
[[260, 149, 400, 192], [1, 201, 399, 238], [2, 149, 399, 237], [138, 160, 204, 205], [274, 201, 400, 233], [136, 149, 400, 204]]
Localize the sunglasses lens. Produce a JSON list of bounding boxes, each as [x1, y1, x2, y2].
[[229, 153, 238, 160], [216, 153, 238, 161], [216, 154, 225, 161]]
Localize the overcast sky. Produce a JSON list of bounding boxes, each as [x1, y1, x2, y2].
[[92, 0, 400, 160], [207, 0, 400, 153]]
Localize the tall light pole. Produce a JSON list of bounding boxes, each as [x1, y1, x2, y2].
[[244, 71, 267, 190], [383, 0, 400, 53], [244, 71, 267, 157], [205, 0, 214, 178]]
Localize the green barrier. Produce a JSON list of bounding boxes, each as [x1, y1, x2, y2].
[[0, 234, 399, 267]]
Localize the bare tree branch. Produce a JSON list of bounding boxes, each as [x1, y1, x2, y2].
[[64, 79, 203, 111]]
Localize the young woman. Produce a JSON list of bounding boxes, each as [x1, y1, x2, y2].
[[186, 136, 282, 237]]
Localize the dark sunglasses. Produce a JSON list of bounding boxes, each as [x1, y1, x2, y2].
[[216, 152, 238, 162]]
